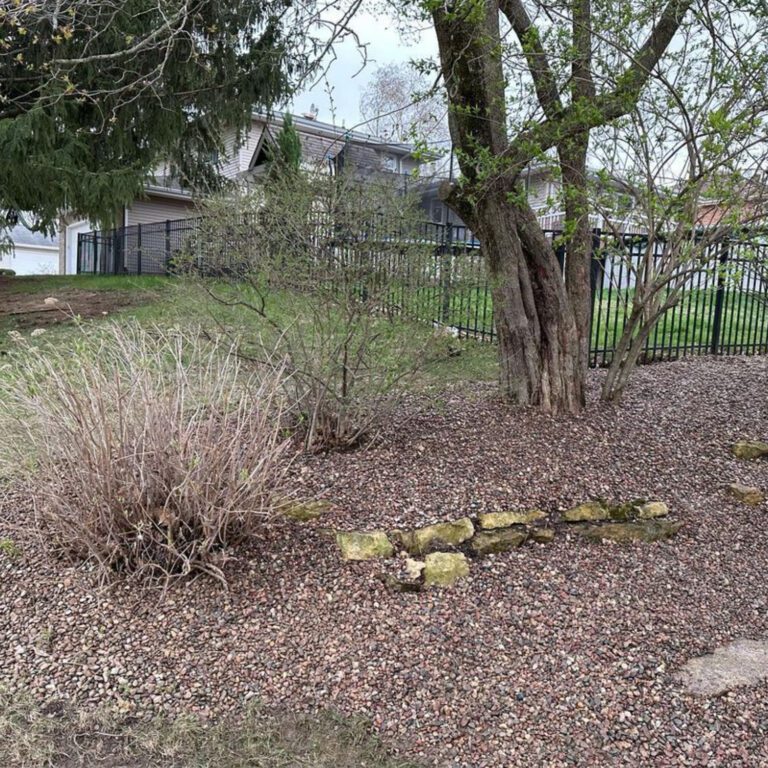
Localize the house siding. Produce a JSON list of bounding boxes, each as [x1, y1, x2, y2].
[[526, 176, 554, 210], [219, 128, 242, 179], [125, 196, 196, 226]]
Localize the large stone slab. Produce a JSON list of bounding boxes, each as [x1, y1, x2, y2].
[[728, 483, 765, 506], [732, 440, 768, 460], [676, 639, 768, 696], [423, 552, 470, 587], [281, 500, 331, 522], [336, 531, 393, 561], [478, 509, 546, 529], [574, 519, 682, 544], [396, 518, 475, 555], [470, 528, 527, 555], [562, 501, 610, 522], [565, 500, 667, 524], [635, 501, 669, 519], [530, 527, 555, 543]]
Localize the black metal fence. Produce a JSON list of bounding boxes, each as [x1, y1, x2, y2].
[[77, 217, 768, 367], [77, 218, 200, 276]]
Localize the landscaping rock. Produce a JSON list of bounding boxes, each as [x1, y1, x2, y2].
[[530, 527, 555, 543], [562, 501, 609, 522], [470, 528, 527, 556], [281, 500, 331, 522], [404, 558, 425, 580], [336, 531, 393, 561], [728, 483, 765, 506], [423, 552, 470, 587], [732, 440, 768, 459], [635, 501, 669, 519], [396, 518, 475, 555], [574, 519, 683, 544], [676, 639, 768, 696], [478, 509, 546, 529], [377, 573, 422, 593]]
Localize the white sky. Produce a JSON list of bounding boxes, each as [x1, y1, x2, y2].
[[290, 12, 437, 132]]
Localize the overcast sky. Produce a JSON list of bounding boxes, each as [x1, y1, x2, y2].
[[290, 12, 437, 133]]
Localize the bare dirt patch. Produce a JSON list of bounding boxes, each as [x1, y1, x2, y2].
[[3, 356, 768, 767], [0, 281, 148, 332]]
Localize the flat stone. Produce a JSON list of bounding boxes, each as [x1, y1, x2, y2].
[[281, 500, 331, 522], [422, 552, 470, 587], [530, 527, 555, 543], [732, 440, 768, 459], [675, 639, 768, 696], [470, 528, 527, 556], [574, 519, 682, 544], [635, 501, 669, 519], [396, 518, 475, 555], [728, 483, 765, 506], [336, 531, 393, 561], [478, 509, 546, 529], [562, 501, 610, 522]]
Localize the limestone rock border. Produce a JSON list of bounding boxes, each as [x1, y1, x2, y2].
[[332, 497, 681, 590]]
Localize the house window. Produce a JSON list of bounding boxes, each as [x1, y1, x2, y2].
[[382, 153, 398, 173], [431, 201, 444, 222]]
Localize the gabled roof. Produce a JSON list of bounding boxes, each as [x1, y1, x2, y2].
[[252, 112, 421, 160]]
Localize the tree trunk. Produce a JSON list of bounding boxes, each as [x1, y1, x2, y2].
[[559, 135, 593, 382], [471, 194, 584, 412]]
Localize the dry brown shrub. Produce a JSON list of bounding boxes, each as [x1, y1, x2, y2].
[[0, 323, 292, 584]]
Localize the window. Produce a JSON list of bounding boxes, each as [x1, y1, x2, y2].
[[381, 153, 398, 173]]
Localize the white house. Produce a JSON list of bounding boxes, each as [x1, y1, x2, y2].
[[1, 223, 59, 275]]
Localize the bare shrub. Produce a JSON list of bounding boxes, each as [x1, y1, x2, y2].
[[0, 323, 292, 584], [194, 169, 437, 452]]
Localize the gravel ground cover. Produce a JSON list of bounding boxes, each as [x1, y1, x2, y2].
[[3, 355, 768, 766]]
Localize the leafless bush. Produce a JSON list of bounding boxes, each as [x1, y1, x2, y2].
[[0, 323, 292, 584], [195, 169, 436, 452]]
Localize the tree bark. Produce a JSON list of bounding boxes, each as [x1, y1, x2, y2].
[[559, 135, 593, 379], [466, 193, 584, 412], [432, 0, 584, 413]]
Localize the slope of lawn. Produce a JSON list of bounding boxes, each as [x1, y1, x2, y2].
[[0, 273, 498, 388]]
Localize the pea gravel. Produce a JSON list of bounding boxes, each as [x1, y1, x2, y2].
[[3, 355, 768, 767]]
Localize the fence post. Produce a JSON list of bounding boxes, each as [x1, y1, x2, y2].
[[590, 229, 603, 298], [165, 219, 171, 273], [137, 223, 142, 275], [76, 233, 82, 274], [555, 241, 566, 274], [589, 228, 603, 365], [710, 242, 729, 355], [440, 222, 453, 323]]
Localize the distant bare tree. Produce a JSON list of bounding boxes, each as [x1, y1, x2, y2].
[[359, 62, 448, 147]]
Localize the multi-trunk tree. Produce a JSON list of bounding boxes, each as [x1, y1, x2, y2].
[[425, 0, 704, 413]]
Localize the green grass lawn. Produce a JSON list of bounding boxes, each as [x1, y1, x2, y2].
[[0, 274, 499, 389], [8, 269, 765, 378], [400, 277, 768, 363], [590, 287, 768, 360], [0, 274, 170, 295]]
